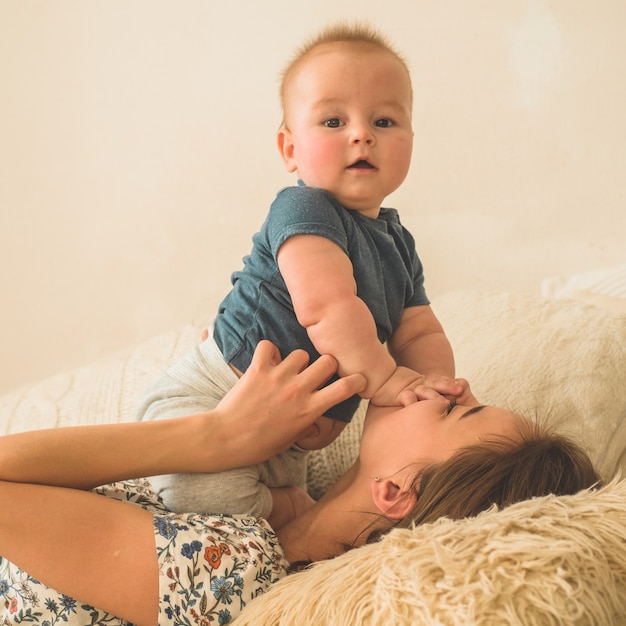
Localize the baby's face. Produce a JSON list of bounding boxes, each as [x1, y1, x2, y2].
[[278, 42, 414, 218], [294, 414, 347, 450]]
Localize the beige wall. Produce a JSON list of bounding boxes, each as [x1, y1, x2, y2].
[[1, 0, 625, 393]]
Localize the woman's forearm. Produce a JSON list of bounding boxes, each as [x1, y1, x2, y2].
[[0, 416, 213, 490], [0, 407, 316, 490]]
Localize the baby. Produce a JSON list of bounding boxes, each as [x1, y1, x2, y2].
[[137, 22, 464, 530]]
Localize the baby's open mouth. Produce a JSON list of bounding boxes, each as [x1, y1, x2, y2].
[[348, 159, 375, 169]]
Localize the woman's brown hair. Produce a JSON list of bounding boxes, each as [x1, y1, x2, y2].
[[377, 422, 602, 539]]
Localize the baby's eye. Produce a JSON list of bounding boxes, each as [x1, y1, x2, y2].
[[323, 118, 344, 128], [374, 118, 394, 128]]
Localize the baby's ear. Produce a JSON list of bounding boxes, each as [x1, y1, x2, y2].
[[277, 127, 298, 173], [370, 477, 417, 521]]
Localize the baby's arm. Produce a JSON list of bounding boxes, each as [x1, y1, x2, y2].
[[389, 305, 455, 377], [278, 234, 396, 399], [373, 304, 463, 406]]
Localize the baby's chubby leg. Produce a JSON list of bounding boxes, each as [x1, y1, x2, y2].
[[136, 333, 238, 423]]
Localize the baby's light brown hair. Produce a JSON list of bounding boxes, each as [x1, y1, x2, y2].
[[279, 22, 413, 127]]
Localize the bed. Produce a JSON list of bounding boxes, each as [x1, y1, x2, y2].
[[1, 287, 626, 624]]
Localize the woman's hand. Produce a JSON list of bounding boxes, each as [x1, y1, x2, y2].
[[211, 341, 366, 468]]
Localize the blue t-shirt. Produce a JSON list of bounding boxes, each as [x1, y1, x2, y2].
[[213, 185, 429, 421]]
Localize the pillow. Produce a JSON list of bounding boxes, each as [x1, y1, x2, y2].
[[541, 263, 626, 300], [235, 478, 626, 625], [434, 290, 626, 479], [307, 290, 626, 497], [569, 290, 626, 313]]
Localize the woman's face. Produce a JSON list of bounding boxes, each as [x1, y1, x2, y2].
[[359, 398, 526, 478]]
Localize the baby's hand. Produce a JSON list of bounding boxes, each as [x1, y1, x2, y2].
[[369, 366, 423, 407], [371, 367, 467, 407], [407, 375, 480, 406], [452, 377, 480, 406]]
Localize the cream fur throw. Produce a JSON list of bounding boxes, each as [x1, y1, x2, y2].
[[235, 479, 626, 626]]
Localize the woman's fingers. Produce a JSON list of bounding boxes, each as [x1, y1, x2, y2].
[[247, 339, 285, 368], [279, 351, 366, 413], [309, 371, 367, 416], [216, 343, 364, 465]]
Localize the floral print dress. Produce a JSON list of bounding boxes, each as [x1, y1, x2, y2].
[[0, 479, 289, 625]]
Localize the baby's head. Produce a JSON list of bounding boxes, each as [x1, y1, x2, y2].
[[277, 23, 415, 216], [279, 22, 413, 128]]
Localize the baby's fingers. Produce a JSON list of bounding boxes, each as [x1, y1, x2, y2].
[[419, 374, 463, 398], [396, 389, 419, 407], [411, 384, 446, 401]]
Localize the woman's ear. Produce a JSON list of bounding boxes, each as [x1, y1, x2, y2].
[[371, 477, 417, 521], [277, 127, 298, 173]]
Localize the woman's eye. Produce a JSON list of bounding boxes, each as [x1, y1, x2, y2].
[[323, 118, 344, 128], [374, 118, 394, 128], [445, 400, 457, 416]]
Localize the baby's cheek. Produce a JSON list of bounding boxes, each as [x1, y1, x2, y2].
[[302, 139, 339, 177]]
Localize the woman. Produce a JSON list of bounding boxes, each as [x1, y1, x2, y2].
[[0, 342, 599, 625]]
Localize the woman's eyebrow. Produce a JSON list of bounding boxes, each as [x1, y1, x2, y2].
[[461, 405, 487, 418]]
